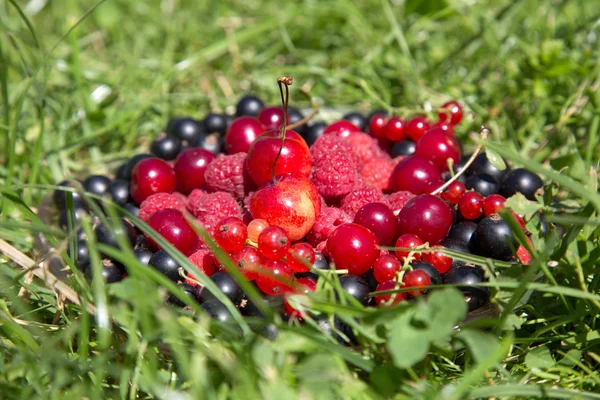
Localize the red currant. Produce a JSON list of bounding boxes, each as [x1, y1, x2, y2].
[[438, 101, 464, 125], [287, 242, 315, 273], [459, 191, 484, 220], [256, 259, 293, 295], [131, 158, 176, 204], [257, 226, 290, 260], [406, 115, 430, 141], [397, 194, 454, 244], [395, 233, 424, 262], [441, 180, 466, 204], [173, 148, 216, 195], [384, 116, 406, 141], [421, 247, 452, 274], [374, 280, 406, 307], [403, 269, 431, 296], [327, 223, 380, 276], [146, 209, 200, 256], [483, 194, 506, 216], [231, 245, 262, 281], [353, 202, 398, 246], [214, 217, 248, 252], [368, 113, 387, 138], [247, 218, 268, 242], [373, 254, 401, 283]]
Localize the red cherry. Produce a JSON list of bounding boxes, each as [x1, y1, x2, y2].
[[323, 120, 361, 138], [246, 130, 312, 187], [374, 280, 406, 307], [231, 245, 262, 281], [287, 242, 315, 273], [131, 158, 176, 204], [257, 226, 290, 260], [438, 101, 464, 125], [415, 128, 461, 172], [214, 217, 248, 252], [394, 233, 424, 262], [430, 122, 455, 136], [373, 254, 401, 283], [403, 269, 431, 296], [146, 209, 199, 256], [327, 223, 380, 276], [406, 116, 431, 141], [369, 113, 388, 138], [389, 155, 442, 195], [422, 247, 452, 274], [224, 116, 265, 154], [441, 180, 466, 204], [397, 194, 454, 244], [256, 259, 293, 295], [424, 180, 445, 194], [459, 191, 484, 220], [384, 116, 406, 141], [483, 194, 506, 216], [174, 148, 216, 195], [257, 106, 284, 131], [353, 202, 398, 246]]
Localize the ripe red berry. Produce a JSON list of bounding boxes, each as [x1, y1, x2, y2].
[[403, 269, 431, 296], [441, 180, 466, 204], [327, 223, 380, 276], [368, 113, 388, 138], [257, 106, 284, 131], [459, 191, 484, 220], [231, 245, 262, 281], [438, 101, 464, 126], [257, 226, 290, 260], [395, 233, 424, 262], [131, 158, 176, 204], [406, 116, 431, 141], [430, 121, 455, 136], [247, 218, 268, 242], [224, 116, 265, 154], [214, 217, 248, 252], [384, 116, 406, 141], [415, 128, 461, 172], [146, 209, 199, 256], [323, 120, 361, 138], [374, 280, 407, 307], [373, 254, 401, 283], [353, 202, 398, 246], [422, 247, 452, 274], [287, 242, 315, 273], [256, 259, 293, 295], [397, 194, 454, 244], [389, 155, 442, 195], [483, 194, 506, 216], [173, 148, 216, 195]]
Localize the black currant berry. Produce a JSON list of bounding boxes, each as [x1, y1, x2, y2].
[[317, 317, 357, 345], [361, 268, 379, 292], [339, 275, 370, 306], [295, 252, 328, 280], [124, 203, 139, 217], [242, 293, 284, 318], [101, 260, 124, 283], [390, 139, 416, 157], [116, 163, 128, 181], [53, 180, 86, 210], [124, 154, 153, 180], [150, 133, 182, 161], [83, 175, 111, 197], [58, 207, 88, 230], [410, 261, 442, 285], [149, 250, 181, 282], [343, 112, 367, 132], [288, 106, 307, 135], [68, 239, 90, 271], [302, 121, 326, 146], [167, 283, 199, 307], [199, 272, 243, 305], [109, 179, 130, 206], [466, 173, 500, 197], [204, 113, 228, 136], [194, 133, 223, 155], [448, 221, 478, 245], [201, 299, 233, 322], [133, 248, 153, 265], [167, 117, 206, 145], [500, 168, 543, 200], [235, 95, 264, 117], [467, 153, 508, 182], [443, 266, 489, 312], [95, 219, 136, 248], [469, 213, 518, 261], [440, 238, 470, 269]]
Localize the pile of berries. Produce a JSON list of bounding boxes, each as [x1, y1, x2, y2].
[[52, 78, 543, 333]]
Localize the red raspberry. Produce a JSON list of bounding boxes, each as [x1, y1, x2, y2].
[[310, 151, 357, 201], [340, 185, 387, 216], [196, 213, 222, 237], [172, 192, 188, 204], [186, 189, 207, 212], [345, 132, 389, 165], [186, 249, 216, 281], [306, 206, 352, 246], [360, 158, 394, 191], [138, 193, 186, 222], [387, 191, 416, 213], [204, 153, 256, 201], [310, 135, 358, 165], [187, 191, 242, 221]]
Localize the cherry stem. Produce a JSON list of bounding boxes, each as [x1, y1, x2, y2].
[[272, 76, 293, 181]]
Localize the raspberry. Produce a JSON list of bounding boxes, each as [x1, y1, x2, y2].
[[196, 213, 222, 237], [186, 249, 216, 283], [310, 135, 358, 165], [310, 151, 357, 201], [204, 153, 256, 201], [187, 191, 242, 221], [360, 158, 394, 191], [186, 189, 207, 212], [340, 185, 387, 216], [138, 193, 186, 222], [172, 192, 188, 204], [387, 191, 416, 213], [306, 206, 352, 246], [345, 132, 388, 165]]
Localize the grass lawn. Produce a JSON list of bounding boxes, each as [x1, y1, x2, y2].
[[1, 0, 600, 398]]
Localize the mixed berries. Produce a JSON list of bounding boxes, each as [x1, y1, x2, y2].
[[54, 77, 543, 342]]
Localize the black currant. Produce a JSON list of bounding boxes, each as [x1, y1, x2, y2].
[[167, 117, 206, 145], [202, 299, 233, 322], [500, 168, 543, 201], [235, 95, 264, 117], [440, 238, 470, 269], [58, 207, 88, 230], [339, 275, 370, 306], [68, 239, 90, 271], [109, 179, 130, 206], [288, 106, 307, 135], [466, 173, 500, 197], [410, 261, 442, 285], [150, 133, 182, 161], [343, 112, 367, 132], [361, 268, 379, 292], [469, 213, 518, 261], [193, 133, 223, 155], [167, 283, 199, 307], [448, 221, 478, 245], [124, 203, 140, 217], [149, 250, 181, 282], [204, 113, 228, 136], [53, 180, 86, 210], [390, 139, 416, 157], [133, 248, 153, 265], [199, 272, 243, 305], [443, 265, 489, 312], [83, 175, 111, 197], [302, 121, 326, 146], [95, 219, 136, 248], [242, 292, 284, 318], [467, 153, 508, 182], [295, 252, 328, 280]]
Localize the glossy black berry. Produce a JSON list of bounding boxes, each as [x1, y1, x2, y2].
[[466, 173, 500, 197], [58, 207, 88, 230], [149, 250, 181, 281], [108, 179, 130, 206], [242, 293, 284, 318], [224, 114, 234, 128], [361, 268, 379, 292], [447, 221, 478, 245], [302, 122, 326, 146], [235, 95, 264, 117], [101, 260, 124, 283], [124, 203, 139, 217], [467, 153, 508, 182], [469, 214, 518, 261], [95, 219, 136, 248], [68, 239, 90, 271], [500, 168, 543, 201], [339, 275, 370, 306], [317, 317, 357, 345], [124, 154, 153, 180], [83, 175, 111, 197], [53, 180, 86, 210], [116, 163, 128, 180], [390, 139, 416, 157], [443, 266, 489, 312], [288, 106, 307, 135], [410, 261, 442, 285], [295, 252, 328, 280], [440, 238, 470, 269], [167, 283, 199, 307], [194, 133, 223, 155], [150, 133, 182, 161], [167, 117, 206, 145], [199, 272, 243, 305], [343, 112, 367, 132], [134, 248, 153, 265], [204, 113, 228, 136], [202, 299, 233, 322]]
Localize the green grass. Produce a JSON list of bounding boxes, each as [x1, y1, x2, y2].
[[1, 0, 600, 398]]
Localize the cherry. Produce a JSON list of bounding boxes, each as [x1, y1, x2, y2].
[[353, 202, 398, 246], [384, 116, 406, 141], [173, 148, 216, 195], [323, 120, 361, 138], [257, 106, 284, 131], [438, 101, 464, 125], [327, 223, 380, 276], [256, 259, 294, 295], [406, 115, 431, 141], [374, 281, 406, 307], [130, 158, 177, 205], [287, 242, 315, 273], [214, 217, 248, 252], [421, 247, 452, 274], [146, 209, 199, 256], [459, 191, 484, 220], [257, 226, 290, 260], [368, 113, 388, 138], [231, 245, 262, 281], [483, 194, 506, 216], [403, 269, 431, 296], [415, 128, 461, 172], [247, 218, 269, 242], [224, 116, 265, 154], [389, 155, 442, 195], [373, 254, 401, 283], [395, 233, 424, 262], [397, 194, 454, 244]]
